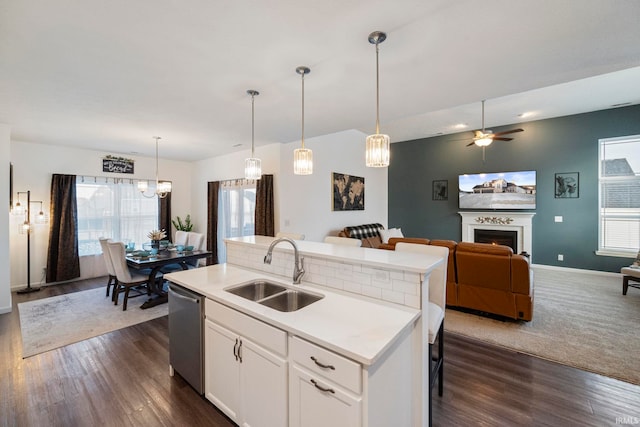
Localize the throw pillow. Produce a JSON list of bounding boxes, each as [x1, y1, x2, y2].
[[380, 227, 403, 244]]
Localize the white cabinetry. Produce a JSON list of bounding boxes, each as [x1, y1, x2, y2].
[[204, 299, 288, 427], [289, 337, 362, 427]]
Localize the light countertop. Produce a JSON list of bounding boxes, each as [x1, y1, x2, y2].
[[165, 264, 421, 366], [225, 235, 443, 274]]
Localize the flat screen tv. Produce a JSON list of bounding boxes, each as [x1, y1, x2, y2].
[[458, 170, 536, 210]]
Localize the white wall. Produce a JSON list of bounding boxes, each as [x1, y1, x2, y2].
[[7, 128, 388, 291], [192, 129, 388, 243], [0, 125, 11, 313], [9, 140, 193, 289]]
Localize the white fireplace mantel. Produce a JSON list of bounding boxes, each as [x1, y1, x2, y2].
[[459, 211, 535, 260]]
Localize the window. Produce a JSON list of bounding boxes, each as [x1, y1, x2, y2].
[[77, 178, 159, 256], [217, 179, 256, 262], [598, 135, 640, 256]]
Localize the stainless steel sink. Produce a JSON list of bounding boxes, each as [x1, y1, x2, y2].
[[225, 280, 323, 312], [226, 280, 287, 301], [258, 289, 324, 312]]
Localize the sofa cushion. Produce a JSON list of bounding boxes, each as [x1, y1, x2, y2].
[[344, 223, 384, 239], [380, 227, 403, 243]]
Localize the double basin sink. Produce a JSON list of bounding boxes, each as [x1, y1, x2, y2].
[[225, 280, 323, 312]]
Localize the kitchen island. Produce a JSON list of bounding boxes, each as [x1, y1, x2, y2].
[[165, 236, 444, 427]]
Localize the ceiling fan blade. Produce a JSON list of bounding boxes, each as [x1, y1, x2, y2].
[[492, 137, 513, 141], [493, 128, 524, 136], [466, 141, 476, 147]]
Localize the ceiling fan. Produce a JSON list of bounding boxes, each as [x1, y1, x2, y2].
[[467, 100, 523, 160]]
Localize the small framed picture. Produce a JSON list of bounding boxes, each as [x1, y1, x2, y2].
[[432, 180, 448, 201], [555, 172, 579, 198]]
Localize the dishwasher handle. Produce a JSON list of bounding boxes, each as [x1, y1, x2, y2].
[[168, 285, 200, 304]]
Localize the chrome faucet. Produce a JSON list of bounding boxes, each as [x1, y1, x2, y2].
[[264, 237, 305, 284]]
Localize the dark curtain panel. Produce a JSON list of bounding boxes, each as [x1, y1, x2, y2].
[[46, 174, 80, 283], [159, 191, 172, 236], [207, 181, 220, 265], [255, 174, 274, 237]]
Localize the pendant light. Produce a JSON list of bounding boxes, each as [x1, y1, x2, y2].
[[293, 66, 313, 175], [245, 89, 262, 180], [138, 136, 172, 198], [366, 31, 390, 168]]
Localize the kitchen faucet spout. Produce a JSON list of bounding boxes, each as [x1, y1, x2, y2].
[[263, 237, 305, 284]]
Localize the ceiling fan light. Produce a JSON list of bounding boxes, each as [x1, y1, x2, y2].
[[293, 148, 313, 175], [475, 137, 493, 147], [365, 133, 390, 167], [245, 157, 262, 180]]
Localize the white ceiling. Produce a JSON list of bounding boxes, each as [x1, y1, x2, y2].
[[2, 0, 640, 162]]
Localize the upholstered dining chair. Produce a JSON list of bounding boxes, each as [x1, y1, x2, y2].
[[323, 236, 362, 247], [276, 231, 306, 240], [107, 241, 156, 311], [395, 242, 448, 426], [98, 237, 117, 299]]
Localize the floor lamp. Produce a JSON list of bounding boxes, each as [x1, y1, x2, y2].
[[13, 190, 47, 294]]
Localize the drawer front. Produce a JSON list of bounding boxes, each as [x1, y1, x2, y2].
[[290, 336, 362, 394], [205, 299, 287, 356]]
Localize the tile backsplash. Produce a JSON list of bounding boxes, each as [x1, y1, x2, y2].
[[226, 242, 423, 309]]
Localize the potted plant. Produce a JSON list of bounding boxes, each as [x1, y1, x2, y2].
[[172, 215, 193, 232]]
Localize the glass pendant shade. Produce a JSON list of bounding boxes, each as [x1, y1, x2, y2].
[[365, 133, 390, 167], [245, 157, 262, 180], [137, 180, 149, 192], [293, 148, 313, 175], [475, 138, 492, 147], [20, 220, 29, 234], [35, 210, 47, 224], [157, 180, 172, 195]]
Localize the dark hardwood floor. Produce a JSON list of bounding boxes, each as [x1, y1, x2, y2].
[[2, 278, 639, 426]]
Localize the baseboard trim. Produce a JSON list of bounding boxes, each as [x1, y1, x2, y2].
[[531, 263, 621, 278]]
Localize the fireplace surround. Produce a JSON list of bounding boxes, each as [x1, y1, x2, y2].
[[459, 211, 535, 260]]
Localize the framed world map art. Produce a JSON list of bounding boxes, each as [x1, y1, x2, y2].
[[332, 172, 365, 211]]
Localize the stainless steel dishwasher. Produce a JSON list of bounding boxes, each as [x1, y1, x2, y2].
[[168, 282, 204, 394]]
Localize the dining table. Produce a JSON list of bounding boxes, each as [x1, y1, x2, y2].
[[126, 249, 212, 309]]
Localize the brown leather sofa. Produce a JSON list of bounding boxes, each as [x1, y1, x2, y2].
[[379, 237, 533, 321], [337, 225, 533, 320], [455, 242, 533, 321]]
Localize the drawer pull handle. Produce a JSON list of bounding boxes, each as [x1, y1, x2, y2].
[[310, 379, 335, 394], [238, 339, 243, 363], [233, 338, 239, 361], [310, 356, 335, 370]]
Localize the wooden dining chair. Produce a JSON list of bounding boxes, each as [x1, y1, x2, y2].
[[107, 241, 155, 311], [395, 242, 448, 427], [98, 237, 117, 299]]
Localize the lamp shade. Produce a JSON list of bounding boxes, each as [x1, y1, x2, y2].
[[157, 181, 172, 195], [293, 148, 313, 175], [475, 137, 493, 147], [365, 133, 390, 167], [137, 180, 149, 192], [245, 157, 262, 180]]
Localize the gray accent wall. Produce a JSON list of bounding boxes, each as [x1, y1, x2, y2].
[[389, 104, 640, 273]]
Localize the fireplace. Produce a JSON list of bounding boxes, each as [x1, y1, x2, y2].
[[459, 211, 535, 260], [474, 229, 518, 252]]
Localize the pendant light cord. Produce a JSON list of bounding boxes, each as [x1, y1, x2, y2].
[[154, 136, 160, 187], [301, 71, 305, 149], [375, 41, 380, 135], [251, 93, 255, 156]]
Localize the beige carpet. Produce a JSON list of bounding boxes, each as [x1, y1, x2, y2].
[[445, 267, 640, 385], [18, 287, 168, 358]]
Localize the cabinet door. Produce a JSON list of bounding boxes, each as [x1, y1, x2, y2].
[[290, 365, 362, 427], [204, 320, 241, 423], [239, 338, 288, 427]]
